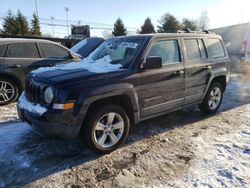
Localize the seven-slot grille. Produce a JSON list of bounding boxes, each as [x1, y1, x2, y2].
[[25, 80, 41, 103]]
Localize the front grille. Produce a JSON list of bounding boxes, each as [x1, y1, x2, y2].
[[25, 81, 41, 103]]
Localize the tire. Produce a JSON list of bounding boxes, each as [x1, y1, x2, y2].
[[0, 77, 19, 106], [199, 82, 223, 114], [84, 105, 130, 154]]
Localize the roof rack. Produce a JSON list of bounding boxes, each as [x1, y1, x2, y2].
[[176, 28, 216, 34]]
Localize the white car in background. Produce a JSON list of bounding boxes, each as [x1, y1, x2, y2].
[[241, 29, 250, 62]]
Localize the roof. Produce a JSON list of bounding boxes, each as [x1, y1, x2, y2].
[[112, 31, 220, 40], [0, 38, 55, 44]]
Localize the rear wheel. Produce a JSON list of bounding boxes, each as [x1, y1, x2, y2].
[[199, 82, 223, 114], [84, 105, 130, 154], [0, 78, 19, 106]]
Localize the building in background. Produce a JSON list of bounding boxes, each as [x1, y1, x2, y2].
[[210, 23, 250, 56], [71, 25, 90, 39]]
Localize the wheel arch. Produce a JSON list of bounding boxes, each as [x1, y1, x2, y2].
[[203, 74, 227, 98], [78, 92, 140, 136], [210, 75, 227, 92]]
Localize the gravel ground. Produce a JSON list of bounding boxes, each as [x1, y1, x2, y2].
[[0, 73, 250, 188]]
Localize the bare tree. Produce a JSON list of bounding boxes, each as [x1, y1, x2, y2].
[[198, 11, 210, 31], [102, 30, 113, 39]]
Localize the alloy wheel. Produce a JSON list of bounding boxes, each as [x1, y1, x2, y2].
[[208, 86, 222, 110], [93, 112, 125, 148], [0, 81, 15, 103]]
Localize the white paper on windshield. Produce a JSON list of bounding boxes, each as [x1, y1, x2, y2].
[[120, 42, 138, 49]]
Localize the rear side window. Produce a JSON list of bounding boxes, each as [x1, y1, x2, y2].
[[208, 38, 225, 59], [7, 43, 39, 58], [184, 39, 208, 61], [147, 40, 180, 65], [40, 43, 69, 58], [0, 44, 8, 57]]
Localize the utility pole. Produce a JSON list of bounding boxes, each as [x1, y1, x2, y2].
[[64, 7, 69, 37], [34, 0, 39, 17], [51, 17, 55, 37]]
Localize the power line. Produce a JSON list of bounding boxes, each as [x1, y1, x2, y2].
[[0, 17, 136, 32], [0, 12, 137, 30]]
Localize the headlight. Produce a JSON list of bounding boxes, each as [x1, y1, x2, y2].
[[44, 87, 54, 104]]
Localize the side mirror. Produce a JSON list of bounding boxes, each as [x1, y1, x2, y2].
[[143, 56, 162, 69]]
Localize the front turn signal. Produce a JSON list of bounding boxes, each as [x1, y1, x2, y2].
[[53, 103, 74, 110]]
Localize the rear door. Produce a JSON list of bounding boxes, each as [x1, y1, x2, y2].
[[183, 37, 212, 105], [5, 42, 41, 84], [138, 38, 185, 118]]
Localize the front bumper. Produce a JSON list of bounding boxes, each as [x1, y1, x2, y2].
[[17, 105, 82, 139]]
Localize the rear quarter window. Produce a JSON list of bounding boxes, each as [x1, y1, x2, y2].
[[0, 44, 8, 57], [208, 38, 225, 59], [40, 43, 69, 58]]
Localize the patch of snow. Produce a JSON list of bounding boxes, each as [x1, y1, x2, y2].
[[169, 127, 250, 188], [0, 103, 18, 122], [17, 92, 47, 116], [70, 39, 87, 53], [31, 55, 122, 75]]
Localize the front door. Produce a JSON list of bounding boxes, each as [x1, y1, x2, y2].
[[138, 38, 185, 118]]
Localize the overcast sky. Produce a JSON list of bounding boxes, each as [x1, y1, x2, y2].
[[0, 0, 250, 37]]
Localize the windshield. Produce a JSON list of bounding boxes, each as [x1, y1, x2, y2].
[[88, 38, 144, 68]]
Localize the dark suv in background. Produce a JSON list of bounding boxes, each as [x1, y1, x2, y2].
[[0, 37, 104, 105], [18, 32, 230, 153]]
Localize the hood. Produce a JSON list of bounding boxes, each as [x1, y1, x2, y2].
[[31, 55, 126, 87], [32, 68, 130, 88]]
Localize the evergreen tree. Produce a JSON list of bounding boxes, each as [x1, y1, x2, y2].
[[2, 10, 17, 34], [16, 9, 29, 35], [30, 13, 41, 36], [157, 13, 180, 33], [112, 18, 127, 36], [181, 18, 198, 31], [139, 17, 155, 34]]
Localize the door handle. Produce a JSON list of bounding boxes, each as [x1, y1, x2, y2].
[[203, 65, 212, 70], [9, 64, 21, 68], [174, 70, 185, 75]]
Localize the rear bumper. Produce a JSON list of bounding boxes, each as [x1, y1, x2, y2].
[[17, 105, 81, 139]]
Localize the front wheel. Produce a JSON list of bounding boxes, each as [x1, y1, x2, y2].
[[0, 78, 19, 106], [84, 105, 130, 154], [199, 82, 223, 114]]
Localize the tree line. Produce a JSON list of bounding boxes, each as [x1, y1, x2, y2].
[[113, 11, 209, 36], [1, 9, 209, 37], [2, 10, 41, 36]]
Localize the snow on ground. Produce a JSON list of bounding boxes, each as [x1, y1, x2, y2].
[[0, 74, 249, 187], [0, 103, 18, 123]]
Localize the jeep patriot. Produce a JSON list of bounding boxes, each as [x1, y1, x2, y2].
[[18, 32, 230, 153]]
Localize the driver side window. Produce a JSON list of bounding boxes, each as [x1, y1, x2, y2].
[[147, 40, 180, 65]]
